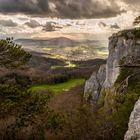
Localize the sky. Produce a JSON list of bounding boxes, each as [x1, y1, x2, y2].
[[0, 0, 139, 40]]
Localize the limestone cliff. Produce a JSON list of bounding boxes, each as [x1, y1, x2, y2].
[[124, 98, 140, 140], [84, 28, 140, 139], [84, 29, 140, 101], [84, 64, 106, 102]]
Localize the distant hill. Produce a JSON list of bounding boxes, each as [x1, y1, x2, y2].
[[15, 37, 80, 47], [15, 37, 101, 47]]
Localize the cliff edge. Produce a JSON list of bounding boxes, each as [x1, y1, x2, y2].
[[85, 28, 140, 102], [84, 28, 140, 139]]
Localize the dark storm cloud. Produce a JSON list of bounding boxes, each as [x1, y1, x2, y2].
[[0, 0, 139, 18], [53, 0, 125, 18], [110, 23, 120, 29], [42, 21, 63, 32], [122, 0, 140, 5], [122, 0, 140, 11], [98, 21, 120, 30], [0, 19, 18, 27], [98, 22, 107, 28], [0, 0, 49, 15], [25, 19, 40, 28]]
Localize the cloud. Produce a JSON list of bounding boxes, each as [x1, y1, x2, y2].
[[0, 0, 125, 19], [25, 19, 40, 28], [121, 0, 140, 13], [110, 23, 120, 29], [42, 21, 63, 32], [0, 0, 139, 19], [53, 0, 125, 18], [98, 22, 107, 28], [97, 21, 120, 30], [0, 0, 49, 15], [0, 19, 18, 27]]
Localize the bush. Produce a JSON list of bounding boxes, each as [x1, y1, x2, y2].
[[0, 84, 65, 140], [0, 73, 32, 88]]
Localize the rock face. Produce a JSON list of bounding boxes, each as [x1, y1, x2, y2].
[[104, 33, 140, 88], [124, 98, 140, 140], [84, 64, 106, 102], [84, 30, 140, 101], [84, 29, 140, 139]]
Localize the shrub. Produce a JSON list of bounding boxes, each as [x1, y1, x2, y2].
[[0, 84, 65, 140]]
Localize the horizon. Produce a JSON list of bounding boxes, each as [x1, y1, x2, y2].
[[0, 0, 139, 40], [1, 1, 140, 140]]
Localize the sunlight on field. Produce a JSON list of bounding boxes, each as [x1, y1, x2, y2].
[[43, 48, 52, 51], [30, 79, 85, 95], [51, 61, 77, 70], [64, 63, 76, 68], [96, 51, 108, 58], [51, 65, 64, 70], [50, 55, 67, 60]]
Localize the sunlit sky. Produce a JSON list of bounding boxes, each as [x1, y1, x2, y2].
[[0, 0, 139, 40]]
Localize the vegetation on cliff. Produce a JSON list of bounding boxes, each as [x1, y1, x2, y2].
[[97, 55, 140, 140]]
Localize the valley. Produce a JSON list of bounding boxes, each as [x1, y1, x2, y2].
[[0, 0, 140, 139], [15, 37, 108, 61], [15, 37, 107, 94]]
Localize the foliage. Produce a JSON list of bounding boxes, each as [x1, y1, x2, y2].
[[98, 60, 140, 140], [0, 84, 65, 140], [0, 72, 32, 88], [0, 38, 31, 69], [0, 38, 65, 140], [131, 28, 140, 38], [112, 83, 140, 140], [120, 28, 140, 39], [115, 67, 133, 84]]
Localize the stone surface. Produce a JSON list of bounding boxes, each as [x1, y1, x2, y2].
[[124, 98, 140, 140], [84, 64, 106, 102], [84, 29, 140, 139], [84, 30, 140, 101], [104, 36, 140, 88]]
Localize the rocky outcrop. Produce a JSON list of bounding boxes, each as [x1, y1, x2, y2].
[[84, 64, 106, 102], [124, 98, 140, 140], [84, 28, 140, 139], [84, 29, 140, 101], [104, 32, 140, 88]]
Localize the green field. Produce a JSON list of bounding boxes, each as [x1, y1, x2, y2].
[[51, 63, 77, 70], [30, 79, 85, 95]]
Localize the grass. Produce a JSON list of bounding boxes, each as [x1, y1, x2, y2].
[[51, 62, 77, 70], [51, 65, 64, 70], [29, 79, 85, 95], [64, 63, 76, 68], [50, 55, 67, 60]]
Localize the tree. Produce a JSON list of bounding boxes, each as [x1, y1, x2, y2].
[[0, 38, 31, 69], [0, 38, 65, 140], [0, 85, 65, 140]]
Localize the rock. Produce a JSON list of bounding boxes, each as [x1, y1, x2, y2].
[[84, 28, 140, 139], [84, 64, 106, 102], [84, 29, 140, 100], [124, 98, 140, 140], [104, 36, 140, 88]]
